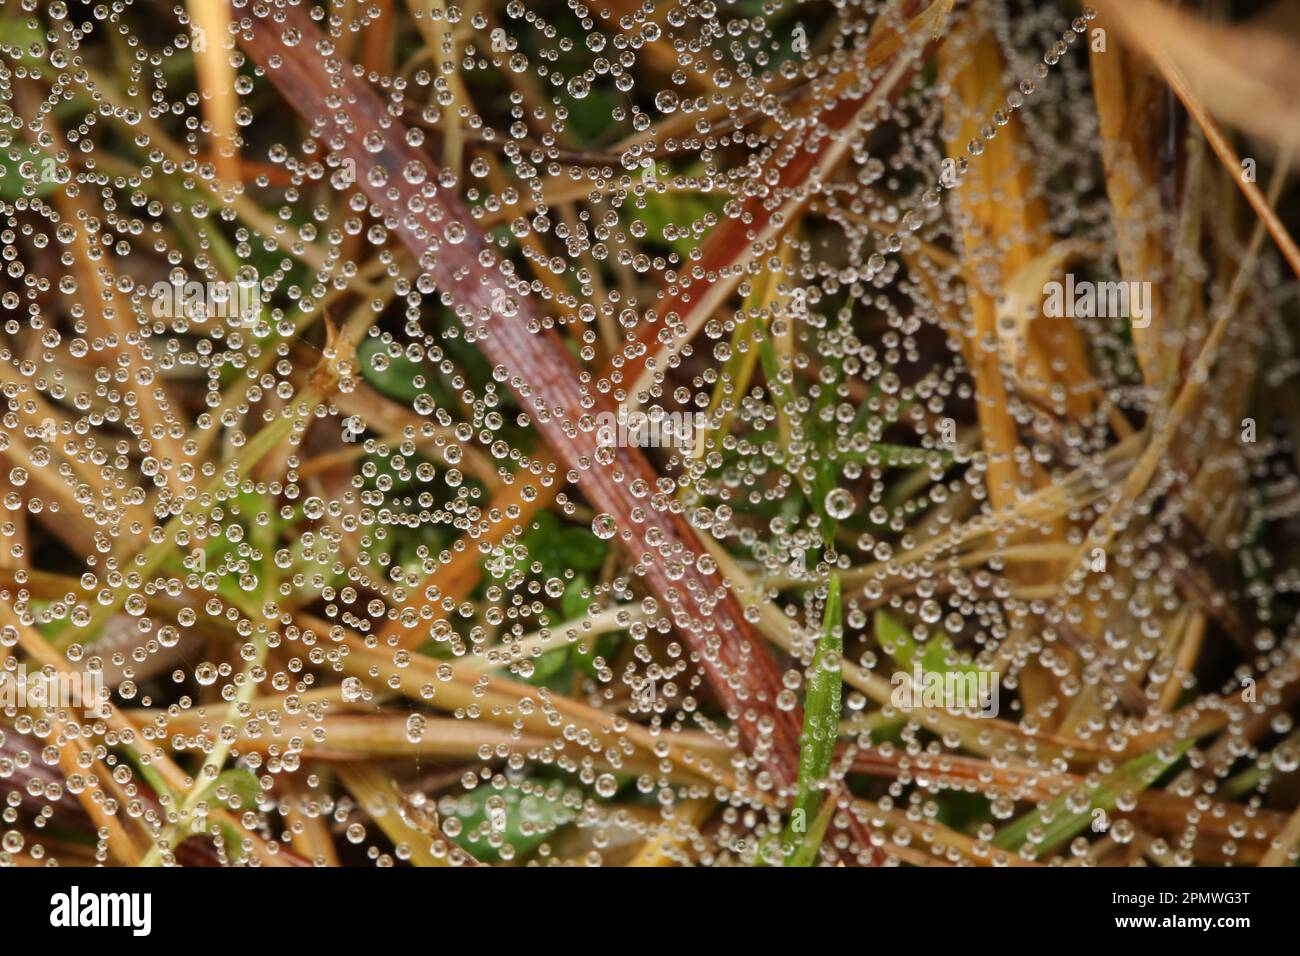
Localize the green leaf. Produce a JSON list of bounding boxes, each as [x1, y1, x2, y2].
[[799, 577, 844, 793], [211, 768, 262, 812], [444, 782, 582, 863], [562, 575, 594, 621], [522, 512, 608, 580], [437, 310, 496, 393], [0, 18, 47, 65], [637, 187, 721, 257], [874, 608, 917, 668], [560, 86, 617, 141], [528, 646, 571, 684], [0, 143, 59, 201], [875, 609, 982, 676], [358, 337, 428, 404], [934, 790, 995, 833]]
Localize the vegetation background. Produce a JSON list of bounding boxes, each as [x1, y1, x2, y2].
[[1, 0, 1300, 868]]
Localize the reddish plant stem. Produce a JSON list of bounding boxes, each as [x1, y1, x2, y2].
[[235, 1, 880, 862], [598, 0, 938, 402]]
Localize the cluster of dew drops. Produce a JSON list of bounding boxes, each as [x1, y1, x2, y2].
[[0, 0, 1294, 867]]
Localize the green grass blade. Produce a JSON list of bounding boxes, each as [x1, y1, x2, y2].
[[992, 739, 1194, 859], [787, 795, 837, 868], [776, 575, 843, 865]]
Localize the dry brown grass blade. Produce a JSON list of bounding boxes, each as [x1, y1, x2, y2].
[[322, 615, 749, 795], [187, 0, 240, 189], [1066, 149, 1293, 580], [1094, 0, 1300, 283], [1087, 22, 1168, 386], [1094, 0, 1300, 153], [939, 11, 1086, 717], [942, 23, 1038, 510], [359, 0, 396, 73], [405, 0, 473, 177], [284, 780, 342, 867], [626, 799, 714, 867]]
